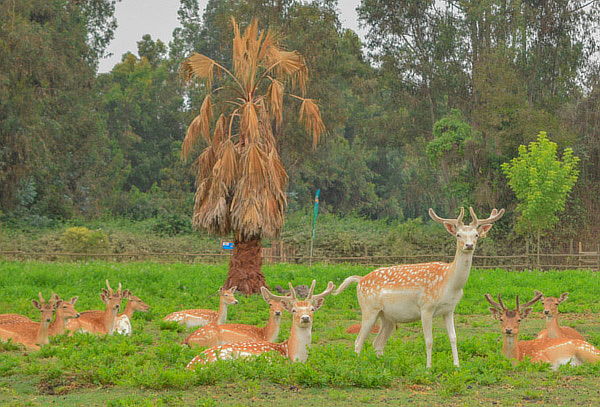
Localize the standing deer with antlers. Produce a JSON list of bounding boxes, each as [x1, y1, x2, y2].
[[186, 281, 334, 368], [66, 280, 123, 335], [534, 291, 585, 341], [485, 293, 599, 370], [334, 207, 504, 368]]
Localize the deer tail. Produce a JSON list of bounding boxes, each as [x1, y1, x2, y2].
[[333, 276, 362, 296]]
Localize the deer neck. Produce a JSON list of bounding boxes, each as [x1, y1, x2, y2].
[[36, 319, 52, 345], [545, 316, 562, 339], [103, 306, 119, 333], [447, 245, 474, 292], [263, 313, 282, 342], [502, 334, 521, 361], [216, 299, 228, 324], [122, 302, 135, 319], [286, 324, 312, 362], [48, 312, 68, 336]]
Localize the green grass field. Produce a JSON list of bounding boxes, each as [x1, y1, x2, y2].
[[0, 261, 598, 406]]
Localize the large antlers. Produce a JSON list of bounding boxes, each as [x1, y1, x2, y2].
[[261, 280, 335, 304], [429, 207, 465, 226], [469, 207, 505, 227], [484, 293, 506, 311]]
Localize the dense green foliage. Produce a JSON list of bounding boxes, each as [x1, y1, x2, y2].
[[0, 262, 598, 406], [502, 132, 580, 239], [2, 0, 600, 246]]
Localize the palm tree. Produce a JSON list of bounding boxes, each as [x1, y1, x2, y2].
[[180, 18, 324, 294]]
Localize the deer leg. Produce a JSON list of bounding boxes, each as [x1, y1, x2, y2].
[[373, 317, 394, 356], [443, 312, 459, 367], [354, 309, 380, 354], [421, 309, 434, 368]]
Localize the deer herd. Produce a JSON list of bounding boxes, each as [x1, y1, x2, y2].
[[0, 208, 598, 372]]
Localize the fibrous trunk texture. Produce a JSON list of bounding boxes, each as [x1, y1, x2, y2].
[[225, 238, 266, 294]]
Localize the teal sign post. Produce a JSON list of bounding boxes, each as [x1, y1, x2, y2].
[[309, 189, 320, 265]]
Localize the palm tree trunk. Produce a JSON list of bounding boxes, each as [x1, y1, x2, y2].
[[224, 237, 266, 294]]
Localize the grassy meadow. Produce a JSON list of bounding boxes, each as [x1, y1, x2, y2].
[[0, 261, 598, 406]]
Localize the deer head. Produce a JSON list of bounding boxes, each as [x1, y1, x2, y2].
[[219, 286, 239, 305], [101, 280, 123, 313], [32, 292, 56, 324], [534, 290, 569, 318], [429, 207, 505, 252], [51, 293, 80, 320], [261, 280, 335, 327], [485, 293, 542, 336], [122, 290, 150, 312]]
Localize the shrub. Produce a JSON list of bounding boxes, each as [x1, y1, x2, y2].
[[60, 226, 109, 253]]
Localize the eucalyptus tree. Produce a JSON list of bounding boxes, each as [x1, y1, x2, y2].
[[181, 18, 324, 294]]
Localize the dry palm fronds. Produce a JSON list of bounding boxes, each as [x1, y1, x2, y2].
[[298, 97, 325, 149], [267, 78, 284, 125], [181, 18, 324, 238]]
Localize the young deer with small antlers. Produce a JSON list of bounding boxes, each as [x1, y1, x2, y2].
[[0, 293, 80, 350], [163, 287, 238, 328], [334, 207, 504, 368], [184, 295, 285, 347], [186, 281, 334, 369], [534, 291, 585, 341], [66, 280, 123, 335], [114, 290, 150, 335], [485, 293, 599, 370]]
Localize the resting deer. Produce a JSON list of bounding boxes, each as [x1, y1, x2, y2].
[[186, 280, 334, 368], [66, 280, 123, 335], [485, 293, 599, 370], [534, 291, 585, 341], [163, 287, 238, 328], [0, 293, 79, 350], [334, 207, 504, 368], [114, 290, 150, 335], [184, 294, 285, 347]]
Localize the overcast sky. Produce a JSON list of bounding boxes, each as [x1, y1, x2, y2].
[[98, 0, 366, 72]]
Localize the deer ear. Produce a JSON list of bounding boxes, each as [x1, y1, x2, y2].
[[534, 290, 544, 300], [558, 292, 569, 303], [100, 293, 108, 303], [32, 300, 42, 310], [443, 223, 457, 236], [260, 287, 270, 303], [122, 290, 131, 299], [521, 307, 533, 319], [312, 297, 325, 310], [478, 224, 494, 237], [70, 296, 79, 305], [489, 307, 501, 320], [230, 286, 237, 293], [54, 300, 63, 308]]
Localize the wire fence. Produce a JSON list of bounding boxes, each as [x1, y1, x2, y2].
[[1, 250, 598, 270]]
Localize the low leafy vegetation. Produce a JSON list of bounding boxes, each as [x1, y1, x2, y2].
[[0, 261, 598, 406]]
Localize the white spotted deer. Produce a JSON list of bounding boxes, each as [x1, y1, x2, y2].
[[334, 207, 504, 368], [485, 293, 599, 370], [163, 287, 238, 328], [114, 290, 150, 335], [0, 293, 80, 350], [186, 281, 334, 369], [184, 294, 285, 347], [534, 291, 585, 341], [66, 280, 123, 335]]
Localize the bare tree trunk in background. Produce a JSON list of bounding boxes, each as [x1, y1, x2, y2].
[[224, 238, 266, 295]]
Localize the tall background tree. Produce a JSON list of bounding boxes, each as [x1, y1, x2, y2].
[[180, 18, 324, 293]]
